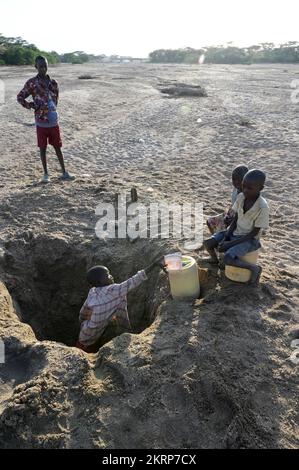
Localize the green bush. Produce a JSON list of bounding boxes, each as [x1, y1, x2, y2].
[[0, 33, 61, 65]]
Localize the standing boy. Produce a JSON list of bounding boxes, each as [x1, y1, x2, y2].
[[17, 56, 74, 183]]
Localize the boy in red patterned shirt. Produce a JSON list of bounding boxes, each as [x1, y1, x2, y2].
[[17, 56, 74, 183]]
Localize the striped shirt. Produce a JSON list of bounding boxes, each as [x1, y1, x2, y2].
[[79, 270, 147, 346]]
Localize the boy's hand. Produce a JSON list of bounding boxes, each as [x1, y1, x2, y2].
[[145, 256, 167, 275], [153, 256, 168, 273], [156, 256, 167, 269], [81, 306, 93, 321], [158, 256, 168, 273]]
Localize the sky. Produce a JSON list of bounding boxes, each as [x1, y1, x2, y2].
[[1, 0, 298, 57]]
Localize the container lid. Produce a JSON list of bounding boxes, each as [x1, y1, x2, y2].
[[180, 256, 195, 270]]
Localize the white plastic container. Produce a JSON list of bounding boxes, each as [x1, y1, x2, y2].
[[167, 255, 200, 300], [225, 250, 260, 283], [164, 253, 182, 271]]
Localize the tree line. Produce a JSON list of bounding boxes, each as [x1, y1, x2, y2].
[[1, 34, 299, 66], [149, 43, 299, 64], [0, 34, 90, 65]]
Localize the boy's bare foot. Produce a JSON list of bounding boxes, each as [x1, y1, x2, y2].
[[248, 265, 262, 286]]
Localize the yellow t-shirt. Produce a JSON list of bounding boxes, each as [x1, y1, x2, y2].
[[232, 193, 269, 239]]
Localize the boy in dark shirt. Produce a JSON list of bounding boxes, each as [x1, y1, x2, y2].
[[207, 164, 249, 234]]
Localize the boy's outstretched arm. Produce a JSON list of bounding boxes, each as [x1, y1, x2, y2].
[[17, 81, 35, 110], [106, 257, 165, 300]]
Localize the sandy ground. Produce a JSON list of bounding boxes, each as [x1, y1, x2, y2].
[[0, 63, 298, 448]]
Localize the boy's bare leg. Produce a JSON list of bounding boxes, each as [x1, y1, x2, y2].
[[203, 238, 219, 264], [224, 253, 262, 285], [206, 220, 214, 235], [53, 146, 66, 174], [40, 148, 48, 174]]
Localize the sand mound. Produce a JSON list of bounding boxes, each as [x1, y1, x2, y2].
[[158, 82, 208, 97]]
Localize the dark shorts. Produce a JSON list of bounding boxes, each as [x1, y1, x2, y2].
[[212, 230, 261, 258], [76, 341, 98, 354], [36, 125, 62, 149]]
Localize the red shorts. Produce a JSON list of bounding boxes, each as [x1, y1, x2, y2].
[[36, 125, 62, 149]]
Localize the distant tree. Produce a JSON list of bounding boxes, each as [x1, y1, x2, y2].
[[2, 46, 34, 65], [60, 51, 89, 64], [44, 51, 61, 64], [149, 43, 299, 64], [0, 33, 61, 65]]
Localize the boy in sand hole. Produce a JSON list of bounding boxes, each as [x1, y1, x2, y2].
[[204, 169, 269, 285], [76, 258, 165, 353], [17, 56, 74, 184]]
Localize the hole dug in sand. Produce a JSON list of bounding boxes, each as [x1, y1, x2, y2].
[[1, 235, 163, 349]]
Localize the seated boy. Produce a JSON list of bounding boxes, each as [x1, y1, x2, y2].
[[76, 257, 165, 353], [207, 164, 249, 234], [204, 169, 269, 285]]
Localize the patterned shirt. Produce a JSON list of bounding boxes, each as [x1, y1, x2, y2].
[[79, 270, 148, 346], [17, 74, 59, 124]]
